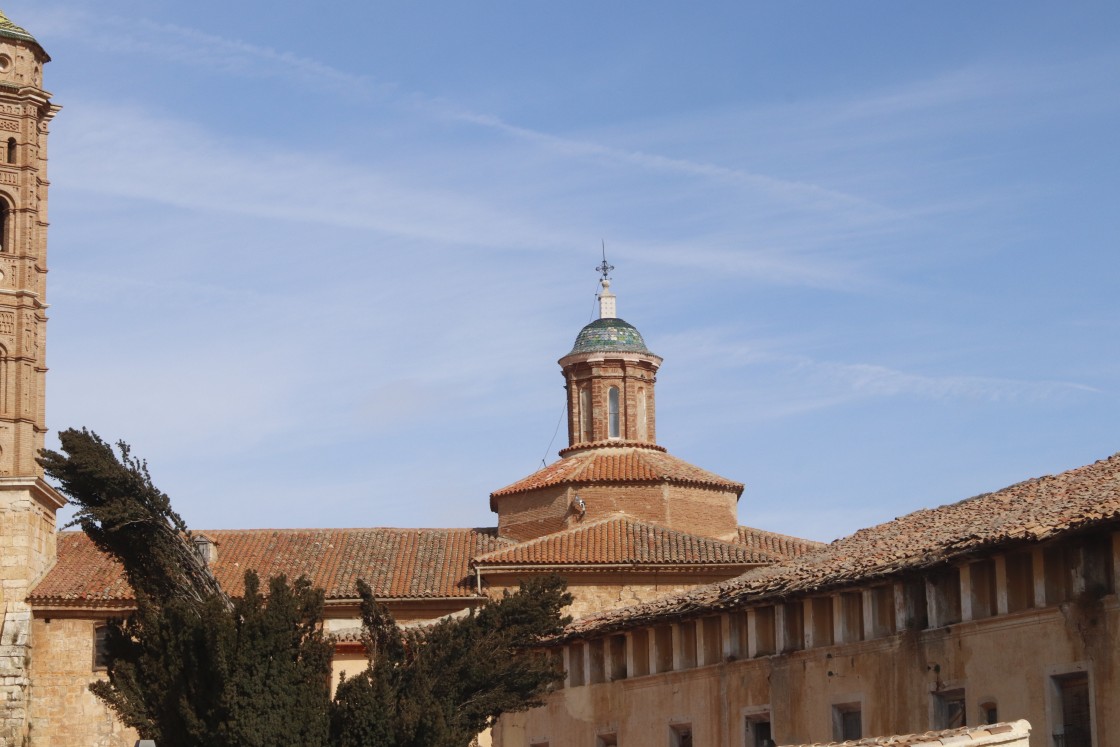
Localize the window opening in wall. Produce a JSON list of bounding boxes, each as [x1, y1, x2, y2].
[[1052, 672, 1091, 747], [840, 592, 864, 643], [1044, 543, 1078, 605], [579, 386, 592, 442], [588, 638, 605, 684], [568, 642, 585, 687], [832, 704, 862, 741], [933, 688, 966, 729], [729, 610, 747, 659], [870, 585, 896, 637], [596, 733, 618, 747], [781, 602, 804, 652], [810, 597, 834, 646], [654, 625, 673, 673], [1081, 533, 1113, 597], [93, 625, 111, 670], [608, 386, 620, 438], [530, 741, 549, 747], [745, 714, 773, 747], [970, 559, 998, 619], [980, 700, 999, 725], [900, 578, 929, 630], [701, 616, 722, 666], [670, 723, 693, 747], [753, 606, 776, 656], [1005, 551, 1035, 613], [608, 634, 627, 680], [631, 628, 650, 677], [927, 567, 962, 627], [678, 620, 698, 669], [5, 138, 13, 165]]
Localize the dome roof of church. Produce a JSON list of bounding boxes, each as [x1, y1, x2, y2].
[[0, 10, 37, 44], [568, 317, 651, 355]]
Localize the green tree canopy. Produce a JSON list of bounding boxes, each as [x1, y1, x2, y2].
[[40, 428, 571, 747]]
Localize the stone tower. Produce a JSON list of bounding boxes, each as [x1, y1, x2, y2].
[[558, 276, 663, 447], [0, 10, 63, 747]]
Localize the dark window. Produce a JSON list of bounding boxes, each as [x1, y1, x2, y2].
[[93, 625, 111, 670], [5, 138, 14, 165], [980, 701, 999, 725], [0, 200, 8, 253], [833, 705, 862, 741], [1053, 673, 1092, 747], [746, 717, 773, 747], [933, 689, 966, 729], [670, 724, 692, 747], [597, 734, 617, 747], [1005, 552, 1035, 612]]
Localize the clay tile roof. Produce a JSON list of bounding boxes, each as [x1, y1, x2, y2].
[[29, 527, 514, 608], [490, 443, 744, 506], [781, 720, 1031, 747], [736, 526, 827, 560], [472, 517, 772, 567], [559, 451, 1120, 640]]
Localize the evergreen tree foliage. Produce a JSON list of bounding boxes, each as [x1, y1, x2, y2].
[[39, 430, 333, 746], [332, 576, 572, 747], [41, 429, 572, 746], [39, 428, 228, 609]]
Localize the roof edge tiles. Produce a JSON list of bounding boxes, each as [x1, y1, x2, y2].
[[29, 527, 514, 606], [779, 720, 1030, 747], [472, 516, 779, 567], [490, 444, 744, 502], [552, 451, 1120, 642]]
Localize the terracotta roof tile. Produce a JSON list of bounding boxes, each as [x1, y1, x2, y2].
[[736, 526, 827, 560], [30, 527, 514, 607], [560, 452, 1120, 639], [473, 517, 770, 567], [781, 720, 1030, 747], [490, 443, 743, 505]]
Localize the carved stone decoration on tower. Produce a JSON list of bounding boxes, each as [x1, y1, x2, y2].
[[0, 11, 65, 747]]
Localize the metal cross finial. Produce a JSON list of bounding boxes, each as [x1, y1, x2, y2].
[[596, 240, 614, 281]]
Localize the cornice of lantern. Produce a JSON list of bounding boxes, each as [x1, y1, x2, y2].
[[558, 349, 663, 370]]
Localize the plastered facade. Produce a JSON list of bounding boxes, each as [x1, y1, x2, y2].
[[497, 533, 1120, 747]]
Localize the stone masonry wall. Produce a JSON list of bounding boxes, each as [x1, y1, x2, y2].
[[27, 617, 136, 747], [0, 487, 57, 747]]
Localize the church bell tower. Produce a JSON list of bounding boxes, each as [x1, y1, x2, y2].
[[0, 10, 64, 746], [0, 10, 56, 477]]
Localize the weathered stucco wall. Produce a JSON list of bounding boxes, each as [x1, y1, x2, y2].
[[495, 597, 1120, 747]]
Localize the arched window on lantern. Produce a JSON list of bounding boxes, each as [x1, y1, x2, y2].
[[608, 386, 620, 439]]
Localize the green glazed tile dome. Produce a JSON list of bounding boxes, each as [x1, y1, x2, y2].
[[0, 10, 36, 44], [568, 318, 651, 355]]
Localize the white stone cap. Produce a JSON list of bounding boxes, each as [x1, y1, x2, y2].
[[598, 278, 617, 319]]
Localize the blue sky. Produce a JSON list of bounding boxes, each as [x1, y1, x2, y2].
[[9, 1, 1119, 541]]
